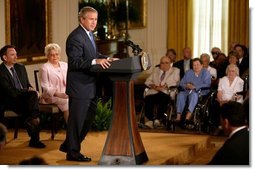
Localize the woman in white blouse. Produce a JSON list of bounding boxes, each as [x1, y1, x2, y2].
[[39, 43, 68, 123], [217, 64, 244, 106]]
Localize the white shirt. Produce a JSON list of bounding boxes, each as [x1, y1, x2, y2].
[[207, 65, 217, 79], [218, 76, 244, 103]]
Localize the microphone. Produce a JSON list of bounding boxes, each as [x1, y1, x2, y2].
[[125, 40, 142, 55]]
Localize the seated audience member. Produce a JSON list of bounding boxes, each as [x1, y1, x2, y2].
[[0, 45, 45, 148], [200, 53, 217, 79], [208, 101, 249, 165], [0, 123, 7, 150], [175, 58, 211, 122], [39, 43, 68, 123], [144, 56, 180, 128], [210, 47, 221, 63], [211, 52, 227, 80], [200, 53, 217, 89], [211, 64, 244, 134], [155, 48, 177, 67], [217, 64, 244, 106], [227, 50, 239, 66], [165, 48, 177, 66], [173, 47, 193, 79], [234, 44, 249, 78]]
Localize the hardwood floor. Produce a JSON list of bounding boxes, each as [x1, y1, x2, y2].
[[0, 129, 226, 165]]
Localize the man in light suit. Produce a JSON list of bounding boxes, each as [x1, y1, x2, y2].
[[0, 45, 45, 148], [61, 6, 116, 162], [144, 56, 180, 128], [208, 101, 249, 165]]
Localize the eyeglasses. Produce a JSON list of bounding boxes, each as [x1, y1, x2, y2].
[[211, 51, 220, 55]]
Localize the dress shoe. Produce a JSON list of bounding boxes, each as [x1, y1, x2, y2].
[[66, 154, 91, 162], [153, 119, 160, 127], [29, 141, 46, 148], [59, 143, 67, 153], [145, 120, 154, 129]]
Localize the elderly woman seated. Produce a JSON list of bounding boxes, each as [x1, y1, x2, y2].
[[39, 43, 69, 123], [175, 58, 211, 123], [144, 56, 180, 129], [217, 64, 244, 105], [212, 64, 244, 135]]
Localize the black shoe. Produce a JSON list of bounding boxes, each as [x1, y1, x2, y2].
[[59, 143, 67, 153], [66, 154, 91, 162], [29, 141, 46, 148]]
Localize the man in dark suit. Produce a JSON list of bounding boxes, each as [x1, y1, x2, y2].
[[60, 6, 117, 162], [234, 44, 249, 78], [173, 47, 193, 79], [208, 101, 249, 165], [0, 45, 45, 148]]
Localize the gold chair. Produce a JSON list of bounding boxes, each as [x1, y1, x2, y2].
[[34, 70, 61, 140]]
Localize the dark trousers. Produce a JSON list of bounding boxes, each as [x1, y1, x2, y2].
[[66, 97, 97, 157], [144, 92, 170, 121], [6, 91, 41, 141]]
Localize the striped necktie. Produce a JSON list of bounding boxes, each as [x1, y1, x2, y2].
[[160, 71, 166, 82], [10, 67, 22, 89], [89, 32, 96, 51]]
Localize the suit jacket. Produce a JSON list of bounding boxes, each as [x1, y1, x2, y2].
[[238, 56, 249, 77], [65, 25, 107, 99], [209, 127, 249, 165], [39, 61, 68, 104], [173, 59, 193, 79], [0, 63, 32, 106], [145, 67, 180, 96]]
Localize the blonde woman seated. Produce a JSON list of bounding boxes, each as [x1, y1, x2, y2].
[[217, 64, 244, 106], [39, 43, 68, 123]]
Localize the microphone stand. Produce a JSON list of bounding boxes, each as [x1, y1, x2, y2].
[[125, 0, 129, 57]]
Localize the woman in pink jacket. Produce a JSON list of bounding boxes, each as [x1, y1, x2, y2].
[[39, 43, 68, 123]]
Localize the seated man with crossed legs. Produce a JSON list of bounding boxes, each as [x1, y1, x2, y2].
[[0, 45, 45, 148]]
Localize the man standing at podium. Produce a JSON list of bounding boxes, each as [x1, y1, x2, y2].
[[61, 6, 115, 162]]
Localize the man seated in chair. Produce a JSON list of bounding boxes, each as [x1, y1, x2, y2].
[[0, 45, 45, 148], [144, 56, 180, 129], [175, 58, 211, 124]]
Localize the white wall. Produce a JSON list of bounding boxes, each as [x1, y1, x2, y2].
[[0, 0, 168, 85]]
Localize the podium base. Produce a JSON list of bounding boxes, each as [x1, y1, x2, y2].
[[98, 151, 148, 165]]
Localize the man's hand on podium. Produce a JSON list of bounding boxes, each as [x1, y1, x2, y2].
[[96, 58, 120, 69], [96, 58, 111, 69], [107, 57, 120, 62]]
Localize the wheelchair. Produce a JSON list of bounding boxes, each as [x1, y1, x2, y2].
[[190, 89, 217, 133], [169, 87, 217, 133], [138, 86, 178, 130]]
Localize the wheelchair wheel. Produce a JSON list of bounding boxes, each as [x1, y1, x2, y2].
[[165, 103, 176, 130], [193, 91, 216, 133]]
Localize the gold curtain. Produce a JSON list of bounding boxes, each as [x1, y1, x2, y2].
[[167, 0, 193, 61], [228, 0, 249, 47]]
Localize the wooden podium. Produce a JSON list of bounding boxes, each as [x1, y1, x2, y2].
[[91, 55, 150, 165]]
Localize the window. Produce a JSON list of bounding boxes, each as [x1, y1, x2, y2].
[[193, 0, 229, 59]]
